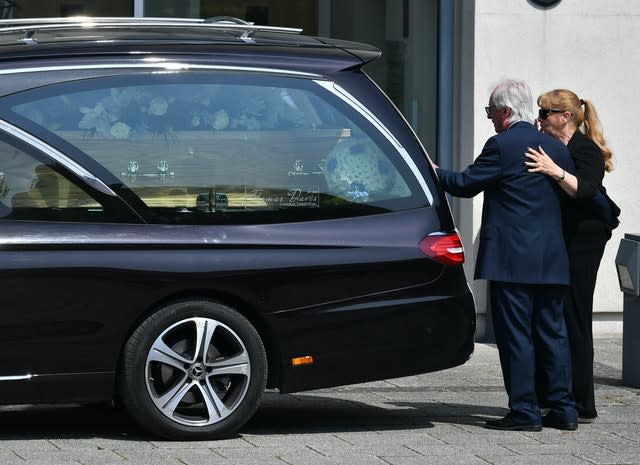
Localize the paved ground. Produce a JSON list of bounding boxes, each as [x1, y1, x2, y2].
[[0, 337, 638, 465]]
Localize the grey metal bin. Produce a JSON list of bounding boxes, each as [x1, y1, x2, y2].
[[615, 233, 640, 388]]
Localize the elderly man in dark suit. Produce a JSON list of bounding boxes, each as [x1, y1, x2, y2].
[[436, 79, 577, 431]]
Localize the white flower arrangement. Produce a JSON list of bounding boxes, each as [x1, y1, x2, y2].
[[78, 102, 117, 138], [212, 109, 230, 130], [148, 97, 168, 116], [110, 122, 131, 139], [68, 84, 308, 139], [78, 87, 158, 139]]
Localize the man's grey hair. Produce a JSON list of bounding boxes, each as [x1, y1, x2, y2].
[[491, 79, 535, 125]]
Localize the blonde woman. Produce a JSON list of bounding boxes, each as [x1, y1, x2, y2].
[[525, 89, 613, 423]]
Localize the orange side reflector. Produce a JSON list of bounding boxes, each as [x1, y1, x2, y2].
[[291, 355, 314, 366]]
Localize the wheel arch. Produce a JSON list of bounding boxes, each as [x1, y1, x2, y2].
[[115, 288, 282, 393]]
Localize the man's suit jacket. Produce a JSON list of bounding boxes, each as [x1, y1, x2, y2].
[[437, 121, 574, 285]]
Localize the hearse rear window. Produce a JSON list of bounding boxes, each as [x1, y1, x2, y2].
[[6, 72, 428, 224]]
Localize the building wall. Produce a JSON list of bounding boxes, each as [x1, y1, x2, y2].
[[465, 0, 639, 337]]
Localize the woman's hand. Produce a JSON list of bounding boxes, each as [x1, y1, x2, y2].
[[524, 146, 564, 181], [525, 145, 578, 197]]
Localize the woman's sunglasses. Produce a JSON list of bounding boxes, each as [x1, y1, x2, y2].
[[538, 108, 565, 120]]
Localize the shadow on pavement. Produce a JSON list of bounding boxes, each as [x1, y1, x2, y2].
[[0, 392, 509, 440], [244, 392, 506, 435]]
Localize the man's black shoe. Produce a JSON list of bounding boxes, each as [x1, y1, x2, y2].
[[542, 415, 578, 431], [485, 417, 542, 431]]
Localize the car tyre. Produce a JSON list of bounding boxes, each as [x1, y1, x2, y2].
[[119, 300, 267, 440]]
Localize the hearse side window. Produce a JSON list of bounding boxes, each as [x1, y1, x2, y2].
[[0, 139, 105, 222], [6, 72, 428, 225]]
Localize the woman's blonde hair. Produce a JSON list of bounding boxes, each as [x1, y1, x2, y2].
[[537, 89, 613, 172]]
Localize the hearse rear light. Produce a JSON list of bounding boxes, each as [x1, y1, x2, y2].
[[419, 232, 465, 265]]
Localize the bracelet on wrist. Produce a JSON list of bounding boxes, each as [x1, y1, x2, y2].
[[557, 170, 565, 182]]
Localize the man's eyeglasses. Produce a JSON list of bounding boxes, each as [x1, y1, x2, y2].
[[538, 108, 565, 120], [484, 105, 496, 116]]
